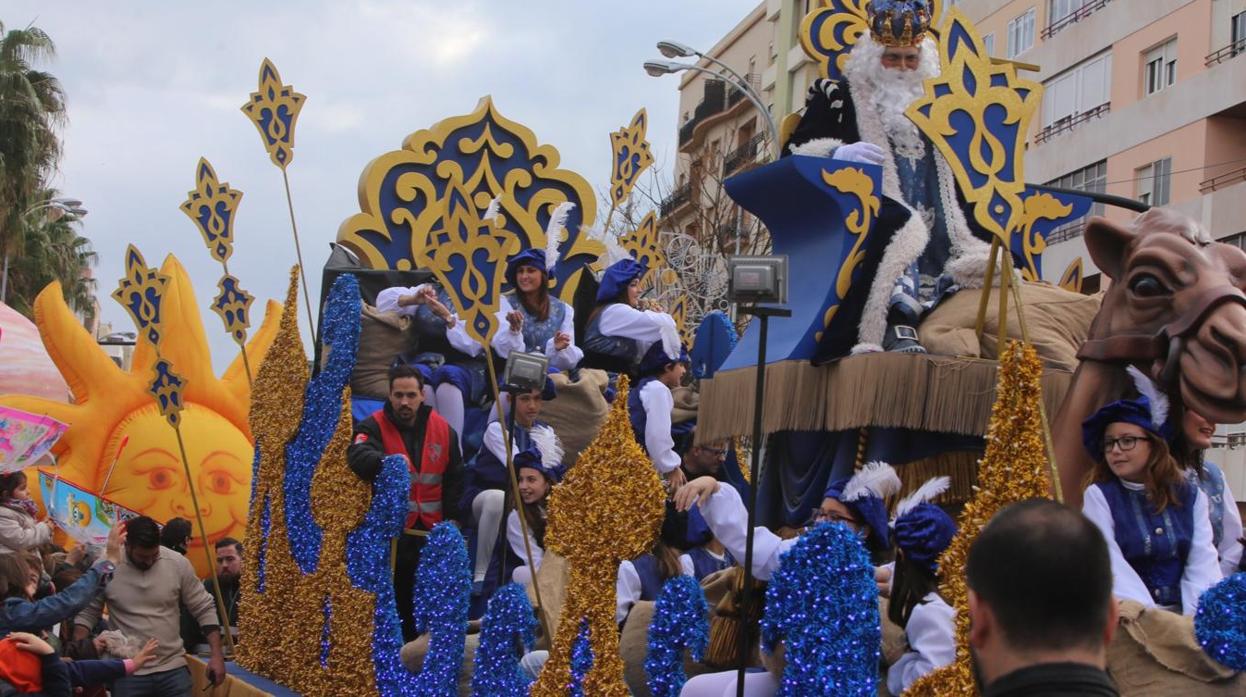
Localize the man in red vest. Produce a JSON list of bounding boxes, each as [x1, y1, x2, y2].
[[348, 363, 463, 641]]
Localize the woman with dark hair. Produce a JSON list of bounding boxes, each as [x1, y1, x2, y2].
[[885, 477, 956, 695], [1170, 406, 1243, 578], [581, 258, 679, 375], [0, 473, 52, 557], [1080, 369, 1221, 615], [491, 248, 582, 371], [505, 429, 565, 586]]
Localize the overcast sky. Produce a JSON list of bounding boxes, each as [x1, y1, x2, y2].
[[8, 0, 760, 371]]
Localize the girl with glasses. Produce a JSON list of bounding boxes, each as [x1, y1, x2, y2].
[[1080, 368, 1221, 615]]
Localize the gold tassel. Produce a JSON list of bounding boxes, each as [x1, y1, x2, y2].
[[703, 567, 766, 669]]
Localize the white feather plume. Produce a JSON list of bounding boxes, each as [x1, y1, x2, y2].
[[587, 224, 633, 268], [529, 424, 564, 472], [1127, 365, 1170, 430], [544, 202, 575, 271], [482, 194, 503, 224], [891, 476, 950, 523], [840, 460, 902, 503]]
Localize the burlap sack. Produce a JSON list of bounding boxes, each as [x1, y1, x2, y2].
[[400, 629, 479, 696], [621, 599, 657, 696], [919, 282, 1101, 371], [879, 596, 909, 667], [351, 304, 413, 399], [1106, 599, 1243, 695], [672, 385, 698, 424], [539, 370, 610, 465], [527, 551, 570, 650]]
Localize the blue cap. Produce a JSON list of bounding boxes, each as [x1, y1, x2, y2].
[[824, 461, 902, 550], [824, 480, 892, 550], [893, 503, 956, 573], [505, 249, 548, 289], [638, 340, 690, 376], [1081, 395, 1172, 463], [596, 258, 647, 304]]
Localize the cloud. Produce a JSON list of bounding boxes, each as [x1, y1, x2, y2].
[[6, 0, 761, 372]]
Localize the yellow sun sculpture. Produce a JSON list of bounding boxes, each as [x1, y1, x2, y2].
[[0, 255, 282, 578]]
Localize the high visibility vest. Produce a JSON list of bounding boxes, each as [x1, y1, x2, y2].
[[372, 408, 451, 529]]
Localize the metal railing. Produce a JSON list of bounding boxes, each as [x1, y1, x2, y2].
[[1041, 0, 1112, 40], [678, 82, 728, 147], [1199, 166, 1246, 194], [660, 183, 692, 216], [1034, 102, 1110, 144], [1205, 38, 1246, 67], [1046, 220, 1088, 245], [724, 133, 765, 173]]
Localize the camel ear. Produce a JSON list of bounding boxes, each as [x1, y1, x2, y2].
[[1084, 216, 1135, 282]]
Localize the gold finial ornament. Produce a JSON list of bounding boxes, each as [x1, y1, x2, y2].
[[609, 108, 655, 208]]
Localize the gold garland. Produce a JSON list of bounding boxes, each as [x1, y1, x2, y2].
[[904, 341, 1052, 696], [530, 375, 667, 696]]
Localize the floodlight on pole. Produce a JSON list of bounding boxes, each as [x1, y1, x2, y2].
[[642, 58, 780, 157], [656, 40, 695, 59]]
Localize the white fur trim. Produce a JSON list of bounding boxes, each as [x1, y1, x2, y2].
[[851, 342, 885, 355], [790, 137, 845, 158], [856, 209, 929, 347], [842, 460, 903, 502]]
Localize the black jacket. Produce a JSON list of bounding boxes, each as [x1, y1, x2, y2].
[[347, 402, 464, 528], [984, 662, 1118, 697]]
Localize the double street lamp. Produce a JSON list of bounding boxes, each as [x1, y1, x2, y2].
[[644, 40, 781, 158], [1, 196, 89, 304]]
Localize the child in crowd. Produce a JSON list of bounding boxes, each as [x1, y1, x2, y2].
[[1081, 368, 1222, 615], [505, 428, 565, 586], [0, 473, 52, 557], [461, 379, 556, 594], [628, 341, 690, 488], [885, 477, 956, 695]]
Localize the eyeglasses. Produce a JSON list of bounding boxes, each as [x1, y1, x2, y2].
[[807, 508, 860, 527], [698, 447, 728, 457], [1103, 435, 1145, 453]]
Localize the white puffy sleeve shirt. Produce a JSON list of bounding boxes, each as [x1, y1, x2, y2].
[[374, 284, 483, 357], [1082, 482, 1222, 615], [597, 304, 678, 358], [506, 509, 543, 574], [697, 484, 796, 581], [886, 593, 956, 696], [639, 379, 680, 474], [491, 303, 583, 371]]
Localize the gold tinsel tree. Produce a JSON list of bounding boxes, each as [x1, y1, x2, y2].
[[905, 340, 1053, 696], [530, 375, 668, 696]]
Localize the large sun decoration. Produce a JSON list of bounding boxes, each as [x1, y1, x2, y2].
[[0, 256, 281, 577]]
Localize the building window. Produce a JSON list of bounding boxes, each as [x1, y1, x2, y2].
[[1008, 7, 1036, 58], [983, 33, 995, 55], [1049, 0, 1088, 24], [1233, 12, 1246, 56], [1137, 157, 1172, 207], [1041, 51, 1112, 129], [1045, 160, 1107, 241], [1143, 39, 1177, 95]]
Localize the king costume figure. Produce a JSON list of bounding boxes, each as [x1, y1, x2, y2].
[[785, 0, 995, 355]]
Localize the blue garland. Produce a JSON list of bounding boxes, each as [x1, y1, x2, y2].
[[569, 619, 594, 697], [412, 522, 472, 696], [760, 522, 879, 696], [1195, 572, 1246, 670], [345, 451, 414, 696], [645, 574, 709, 697], [471, 583, 537, 696], [284, 273, 361, 574], [256, 493, 270, 593]]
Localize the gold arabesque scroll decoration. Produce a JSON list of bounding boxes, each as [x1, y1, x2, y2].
[[1017, 191, 1074, 282], [609, 108, 655, 208], [816, 166, 879, 342]]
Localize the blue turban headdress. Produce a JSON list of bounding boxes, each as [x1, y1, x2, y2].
[[823, 461, 902, 549]]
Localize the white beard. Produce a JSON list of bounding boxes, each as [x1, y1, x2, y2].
[[845, 35, 940, 161]]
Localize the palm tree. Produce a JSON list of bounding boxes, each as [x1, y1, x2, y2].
[[6, 194, 97, 326], [0, 20, 67, 294]]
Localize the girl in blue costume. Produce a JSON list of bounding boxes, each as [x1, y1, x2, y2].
[[1173, 407, 1243, 577], [460, 378, 556, 594], [885, 477, 956, 696], [1080, 368, 1222, 615], [581, 258, 680, 376], [375, 282, 486, 452], [628, 340, 690, 488], [505, 427, 564, 587], [492, 248, 582, 371], [673, 461, 902, 696]]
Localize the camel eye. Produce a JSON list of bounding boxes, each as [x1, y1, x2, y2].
[[1129, 274, 1169, 298]]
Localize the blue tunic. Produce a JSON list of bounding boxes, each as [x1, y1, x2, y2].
[[503, 293, 568, 354], [1189, 461, 1229, 549], [459, 420, 542, 511], [627, 375, 659, 451], [582, 306, 642, 372], [630, 553, 665, 602], [685, 546, 735, 582], [1098, 479, 1198, 608]]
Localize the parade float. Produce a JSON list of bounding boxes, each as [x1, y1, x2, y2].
[[1, 1, 1244, 695]]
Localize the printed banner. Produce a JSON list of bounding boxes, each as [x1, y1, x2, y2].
[[0, 406, 68, 474], [37, 471, 139, 546]]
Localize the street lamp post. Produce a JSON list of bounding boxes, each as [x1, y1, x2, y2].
[[1, 197, 89, 304]]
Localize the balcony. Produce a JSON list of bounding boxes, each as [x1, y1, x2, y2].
[[678, 80, 728, 148], [723, 133, 765, 174], [660, 183, 691, 217], [1041, 0, 1112, 41], [1205, 39, 1246, 68], [1200, 166, 1246, 194], [1033, 102, 1110, 145]]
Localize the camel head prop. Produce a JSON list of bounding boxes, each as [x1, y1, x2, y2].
[[1080, 207, 1246, 424]]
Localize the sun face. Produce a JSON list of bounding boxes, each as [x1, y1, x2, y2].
[[0, 255, 281, 578]]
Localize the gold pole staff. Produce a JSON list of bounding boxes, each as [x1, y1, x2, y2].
[[179, 158, 257, 386], [241, 58, 316, 338], [110, 245, 238, 656]]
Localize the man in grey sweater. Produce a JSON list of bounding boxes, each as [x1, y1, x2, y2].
[[74, 517, 226, 696]]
